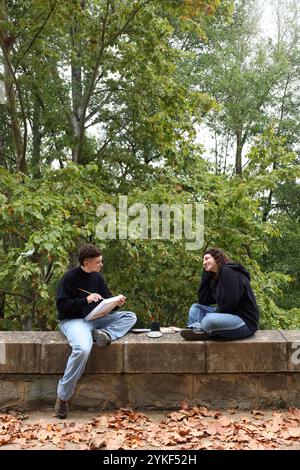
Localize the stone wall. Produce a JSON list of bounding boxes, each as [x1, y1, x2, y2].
[[0, 330, 300, 410]]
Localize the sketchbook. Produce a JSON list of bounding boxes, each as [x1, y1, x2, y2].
[[84, 295, 122, 321]]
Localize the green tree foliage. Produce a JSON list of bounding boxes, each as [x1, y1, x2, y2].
[[0, 0, 220, 175], [1, 131, 299, 330], [0, 0, 299, 330], [0, 164, 108, 328]]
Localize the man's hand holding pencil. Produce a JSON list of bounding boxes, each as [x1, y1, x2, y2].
[[86, 293, 103, 303], [79, 287, 126, 306], [79, 288, 103, 304]]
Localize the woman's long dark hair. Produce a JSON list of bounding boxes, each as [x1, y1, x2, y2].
[[204, 248, 232, 279]]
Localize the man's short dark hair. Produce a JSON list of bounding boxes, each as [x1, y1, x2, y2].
[[78, 244, 101, 265]]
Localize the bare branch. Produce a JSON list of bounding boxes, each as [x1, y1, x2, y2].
[[0, 289, 33, 302]]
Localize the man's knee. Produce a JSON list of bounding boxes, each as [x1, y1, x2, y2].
[[72, 344, 92, 360], [115, 310, 137, 326], [127, 312, 137, 326]]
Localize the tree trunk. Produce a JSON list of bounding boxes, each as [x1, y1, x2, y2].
[[32, 93, 42, 177], [71, 3, 85, 163], [214, 129, 218, 174], [0, 133, 7, 168], [0, 293, 5, 318], [71, 0, 149, 163], [0, 1, 26, 172], [3, 63, 25, 171], [71, 64, 83, 163], [262, 189, 273, 222], [223, 136, 229, 173], [235, 130, 243, 175]]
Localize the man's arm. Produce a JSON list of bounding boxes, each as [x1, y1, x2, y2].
[[56, 274, 87, 316]]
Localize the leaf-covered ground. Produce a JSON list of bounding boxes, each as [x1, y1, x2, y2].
[[1, 406, 300, 450]]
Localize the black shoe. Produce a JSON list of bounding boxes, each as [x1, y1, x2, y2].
[[55, 397, 69, 419], [92, 329, 111, 347], [180, 328, 211, 341]]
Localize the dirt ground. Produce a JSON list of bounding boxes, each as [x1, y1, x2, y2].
[[1, 407, 300, 451]]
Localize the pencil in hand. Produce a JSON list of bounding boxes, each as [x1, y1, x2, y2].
[[79, 288, 93, 295], [79, 288, 103, 301]]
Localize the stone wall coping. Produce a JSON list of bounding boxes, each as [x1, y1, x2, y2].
[[0, 330, 300, 374]]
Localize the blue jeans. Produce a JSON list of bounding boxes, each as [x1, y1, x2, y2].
[[57, 310, 136, 401], [187, 303, 253, 340]]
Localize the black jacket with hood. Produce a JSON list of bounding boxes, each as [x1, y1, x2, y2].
[[197, 263, 259, 333]]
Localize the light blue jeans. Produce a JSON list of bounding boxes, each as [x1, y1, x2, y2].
[[57, 310, 137, 401], [187, 303, 253, 340]]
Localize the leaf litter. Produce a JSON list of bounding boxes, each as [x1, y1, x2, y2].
[[1, 406, 300, 450]]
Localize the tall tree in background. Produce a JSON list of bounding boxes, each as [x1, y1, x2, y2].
[[0, 0, 28, 172], [260, 0, 300, 312], [179, 0, 299, 174], [0, 0, 224, 175]]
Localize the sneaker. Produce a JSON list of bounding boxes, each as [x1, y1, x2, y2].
[[92, 329, 111, 347], [180, 328, 211, 341], [54, 397, 69, 419]]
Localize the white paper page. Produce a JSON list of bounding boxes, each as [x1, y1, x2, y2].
[[84, 295, 122, 321]]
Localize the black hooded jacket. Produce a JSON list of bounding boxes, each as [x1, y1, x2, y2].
[[197, 263, 259, 333]]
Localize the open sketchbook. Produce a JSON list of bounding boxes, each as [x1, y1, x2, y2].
[[84, 295, 122, 321]]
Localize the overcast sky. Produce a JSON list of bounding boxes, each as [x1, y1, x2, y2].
[[259, 0, 276, 38]]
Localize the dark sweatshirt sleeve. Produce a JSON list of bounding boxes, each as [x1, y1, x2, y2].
[[56, 273, 87, 316], [217, 267, 243, 313], [198, 270, 216, 305]]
